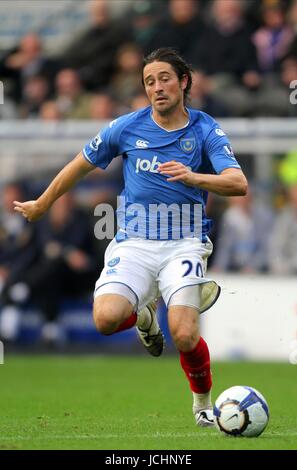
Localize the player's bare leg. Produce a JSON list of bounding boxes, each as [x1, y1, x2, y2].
[[93, 293, 164, 356], [168, 305, 214, 427], [93, 294, 136, 335]]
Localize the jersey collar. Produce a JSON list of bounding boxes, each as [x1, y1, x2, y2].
[[150, 108, 190, 133]]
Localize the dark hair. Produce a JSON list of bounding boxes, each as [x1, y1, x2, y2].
[[142, 47, 193, 102]]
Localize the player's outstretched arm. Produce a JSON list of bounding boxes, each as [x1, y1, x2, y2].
[[14, 152, 95, 221]]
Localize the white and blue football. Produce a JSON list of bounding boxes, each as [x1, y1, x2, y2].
[[213, 385, 269, 437]]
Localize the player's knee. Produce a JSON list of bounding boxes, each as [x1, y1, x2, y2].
[[93, 315, 117, 335], [172, 329, 200, 352], [93, 302, 120, 335]]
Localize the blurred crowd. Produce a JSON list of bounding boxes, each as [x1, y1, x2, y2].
[[0, 0, 297, 119], [0, 185, 98, 342]]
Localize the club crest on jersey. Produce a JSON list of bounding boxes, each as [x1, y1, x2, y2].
[[107, 257, 120, 267], [180, 137, 196, 153]]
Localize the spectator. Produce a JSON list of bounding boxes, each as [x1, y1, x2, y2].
[[128, 0, 161, 52], [19, 75, 50, 118], [55, 69, 92, 119], [146, 0, 206, 61], [0, 33, 60, 103], [212, 190, 274, 272], [62, 0, 132, 90], [190, 0, 261, 116], [249, 36, 297, 116], [89, 93, 116, 120], [110, 43, 143, 106], [252, 3, 294, 74], [250, 52, 297, 117], [189, 70, 231, 117], [268, 183, 297, 275], [39, 101, 62, 121]]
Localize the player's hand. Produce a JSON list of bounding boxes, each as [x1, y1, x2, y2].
[[158, 161, 195, 186], [13, 200, 45, 222]]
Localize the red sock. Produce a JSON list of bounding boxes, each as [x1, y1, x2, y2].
[[114, 312, 137, 333], [179, 337, 212, 393]]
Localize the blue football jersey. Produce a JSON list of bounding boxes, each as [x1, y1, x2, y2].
[[83, 107, 241, 241]]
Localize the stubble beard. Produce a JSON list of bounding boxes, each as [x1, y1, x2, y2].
[[154, 95, 182, 117]]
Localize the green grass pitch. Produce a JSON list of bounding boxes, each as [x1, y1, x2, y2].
[[0, 355, 296, 450]]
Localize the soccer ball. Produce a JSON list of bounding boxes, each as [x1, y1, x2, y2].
[[213, 386, 269, 437]]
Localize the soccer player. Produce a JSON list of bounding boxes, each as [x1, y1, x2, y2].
[[14, 48, 247, 427]]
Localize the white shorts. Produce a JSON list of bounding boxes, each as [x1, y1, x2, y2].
[[94, 237, 220, 313]]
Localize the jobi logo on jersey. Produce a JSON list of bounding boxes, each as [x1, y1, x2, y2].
[[135, 156, 161, 173]]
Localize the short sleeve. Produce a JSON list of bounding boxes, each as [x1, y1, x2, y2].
[[82, 119, 120, 169], [204, 125, 241, 174]]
